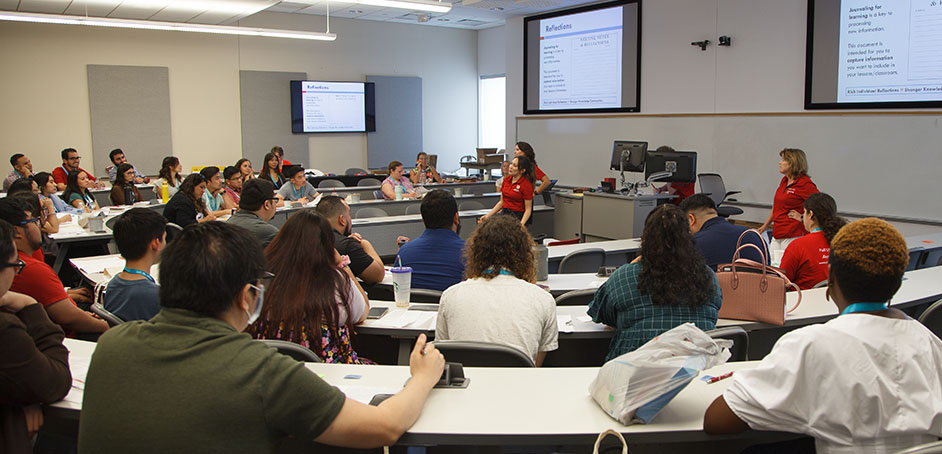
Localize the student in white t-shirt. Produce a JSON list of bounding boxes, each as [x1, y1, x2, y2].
[[437, 214, 557, 366], [703, 218, 942, 454]]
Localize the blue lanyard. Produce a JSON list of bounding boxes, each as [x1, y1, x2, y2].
[[207, 193, 218, 211], [61, 165, 70, 176], [82, 191, 94, 206], [841, 302, 888, 315], [123, 267, 156, 283], [484, 267, 514, 276], [810, 227, 822, 233]]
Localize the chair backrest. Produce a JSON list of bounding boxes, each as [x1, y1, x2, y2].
[[458, 200, 485, 211], [405, 204, 422, 215], [317, 179, 346, 189], [411, 288, 443, 303], [258, 339, 322, 362], [165, 222, 184, 243], [92, 283, 125, 327], [908, 247, 925, 271], [893, 440, 942, 454], [105, 216, 119, 231], [357, 177, 382, 187], [372, 190, 384, 200], [558, 248, 606, 274], [918, 298, 942, 340], [811, 280, 828, 289], [433, 340, 535, 367], [554, 288, 597, 306], [345, 167, 368, 176], [355, 207, 388, 219], [697, 173, 726, 206], [706, 326, 749, 361], [918, 247, 942, 270]]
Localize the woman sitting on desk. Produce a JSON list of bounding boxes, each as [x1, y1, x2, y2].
[[261, 152, 284, 188], [409, 152, 443, 185], [780, 192, 846, 290], [704, 218, 942, 453], [154, 156, 183, 198], [437, 214, 558, 366], [381, 161, 417, 199], [480, 155, 534, 226], [62, 170, 100, 212], [514, 141, 551, 195], [110, 163, 143, 206], [248, 209, 372, 364], [276, 165, 319, 204], [588, 204, 722, 362], [162, 174, 215, 228]]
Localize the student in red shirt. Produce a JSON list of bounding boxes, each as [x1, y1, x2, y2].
[[652, 145, 695, 204], [514, 142, 551, 195], [52, 148, 102, 192], [480, 155, 534, 226], [780, 192, 846, 290], [758, 148, 819, 253]]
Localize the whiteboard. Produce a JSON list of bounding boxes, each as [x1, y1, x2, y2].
[[517, 113, 942, 222]]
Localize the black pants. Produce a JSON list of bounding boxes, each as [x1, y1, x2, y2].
[[499, 208, 532, 225]]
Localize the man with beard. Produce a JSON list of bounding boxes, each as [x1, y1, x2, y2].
[[396, 190, 465, 291], [316, 196, 384, 284]]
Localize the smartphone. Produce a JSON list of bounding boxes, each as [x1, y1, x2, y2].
[[367, 307, 389, 319]]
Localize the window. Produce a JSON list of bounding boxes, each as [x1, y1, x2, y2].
[[479, 75, 506, 149]]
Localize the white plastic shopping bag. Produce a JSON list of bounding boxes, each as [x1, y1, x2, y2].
[[588, 323, 731, 425]]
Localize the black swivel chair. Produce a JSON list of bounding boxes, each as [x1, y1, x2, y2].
[[698, 173, 743, 218], [558, 248, 606, 274], [554, 289, 597, 306], [259, 339, 322, 362], [706, 326, 749, 362]]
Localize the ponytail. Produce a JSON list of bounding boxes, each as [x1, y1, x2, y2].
[[805, 192, 845, 242]]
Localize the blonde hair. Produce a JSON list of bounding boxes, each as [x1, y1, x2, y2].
[[779, 148, 809, 177]]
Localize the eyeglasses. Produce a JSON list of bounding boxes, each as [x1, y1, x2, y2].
[[0, 259, 26, 275], [67, 156, 81, 161], [19, 217, 40, 226]]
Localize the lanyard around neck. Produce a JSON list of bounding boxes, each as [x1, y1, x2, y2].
[[841, 302, 888, 315], [123, 267, 156, 283], [207, 193, 219, 211], [810, 227, 822, 233]]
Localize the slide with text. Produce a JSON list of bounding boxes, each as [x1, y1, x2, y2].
[[301, 82, 366, 132]]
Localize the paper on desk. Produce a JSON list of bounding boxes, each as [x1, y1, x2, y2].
[[73, 256, 124, 275], [70, 356, 90, 391], [337, 385, 403, 405], [370, 310, 436, 329], [557, 314, 573, 333]]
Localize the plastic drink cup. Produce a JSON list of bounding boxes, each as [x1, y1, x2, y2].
[[391, 266, 412, 308], [454, 187, 463, 197]]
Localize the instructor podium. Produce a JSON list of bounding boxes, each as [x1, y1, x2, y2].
[[581, 192, 673, 241]]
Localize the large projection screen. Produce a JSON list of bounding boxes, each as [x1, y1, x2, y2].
[[524, 0, 641, 114], [807, 0, 942, 109]]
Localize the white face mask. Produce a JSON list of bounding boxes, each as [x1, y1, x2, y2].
[[245, 283, 265, 325]]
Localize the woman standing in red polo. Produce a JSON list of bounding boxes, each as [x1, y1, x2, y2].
[[758, 148, 819, 254], [480, 155, 534, 226]]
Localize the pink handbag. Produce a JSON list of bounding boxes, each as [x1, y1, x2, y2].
[[715, 229, 801, 326]]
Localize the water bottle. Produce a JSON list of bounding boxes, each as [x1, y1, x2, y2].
[[160, 181, 169, 203], [394, 184, 403, 201]]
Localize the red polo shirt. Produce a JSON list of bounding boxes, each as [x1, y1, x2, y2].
[[501, 176, 534, 213], [534, 164, 546, 181], [671, 182, 695, 204], [10, 250, 70, 308], [780, 230, 829, 290], [52, 166, 97, 186], [771, 175, 818, 239]]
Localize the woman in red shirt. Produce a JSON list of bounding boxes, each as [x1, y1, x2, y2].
[[480, 155, 534, 226], [514, 142, 551, 195], [758, 148, 819, 253], [780, 192, 846, 289]]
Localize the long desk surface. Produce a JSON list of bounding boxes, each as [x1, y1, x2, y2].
[[51, 338, 789, 446]]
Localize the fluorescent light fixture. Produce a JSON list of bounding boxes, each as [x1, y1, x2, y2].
[[0, 11, 336, 41], [348, 0, 451, 13]]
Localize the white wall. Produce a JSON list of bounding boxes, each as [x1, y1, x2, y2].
[[477, 26, 506, 77], [0, 12, 478, 176]]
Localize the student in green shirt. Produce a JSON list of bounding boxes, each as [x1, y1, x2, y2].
[[78, 222, 445, 453]]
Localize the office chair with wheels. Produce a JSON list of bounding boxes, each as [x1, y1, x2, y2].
[[893, 441, 942, 454], [91, 283, 125, 327], [410, 288, 443, 304], [432, 340, 535, 367], [317, 179, 346, 189], [357, 178, 382, 187], [706, 326, 749, 361], [344, 168, 368, 176], [259, 339, 322, 362], [558, 248, 606, 274], [355, 207, 388, 219], [698, 173, 743, 218], [918, 298, 942, 340], [554, 288, 597, 306]]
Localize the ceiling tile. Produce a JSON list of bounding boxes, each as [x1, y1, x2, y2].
[[16, 0, 70, 14], [63, 1, 123, 16]]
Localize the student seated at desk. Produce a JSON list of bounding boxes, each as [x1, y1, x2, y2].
[[200, 166, 235, 218], [409, 152, 443, 185], [227, 179, 280, 247], [704, 218, 942, 453], [261, 151, 284, 188], [248, 210, 372, 364], [438, 215, 558, 366], [163, 174, 215, 228], [61, 170, 100, 212], [235, 158, 255, 183], [3, 153, 34, 193], [588, 205, 721, 362], [78, 222, 446, 453], [315, 196, 385, 284], [780, 192, 845, 290], [9, 181, 64, 235], [33, 172, 80, 216], [396, 189, 465, 292], [109, 163, 144, 206], [382, 160, 418, 199], [104, 208, 164, 322], [53, 148, 102, 191], [0, 219, 71, 454], [679, 194, 765, 270], [153, 156, 183, 198], [277, 165, 319, 204], [222, 165, 241, 207], [105, 148, 149, 184]]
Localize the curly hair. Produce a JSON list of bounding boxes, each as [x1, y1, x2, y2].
[[829, 218, 908, 303], [638, 204, 715, 306], [464, 214, 536, 282], [804, 192, 845, 242]]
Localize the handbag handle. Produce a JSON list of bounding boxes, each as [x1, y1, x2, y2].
[[728, 256, 804, 313], [593, 429, 628, 454], [734, 229, 770, 264], [728, 243, 770, 289]]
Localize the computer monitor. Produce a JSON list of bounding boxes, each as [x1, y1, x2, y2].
[[644, 150, 697, 183], [610, 141, 648, 172]]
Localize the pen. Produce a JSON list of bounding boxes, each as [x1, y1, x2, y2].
[[707, 371, 734, 384]]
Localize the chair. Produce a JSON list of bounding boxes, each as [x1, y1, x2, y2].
[[918, 246, 942, 269], [554, 288, 597, 306], [893, 441, 942, 454], [458, 200, 485, 211], [411, 288, 443, 304], [405, 204, 422, 215], [908, 247, 925, 271], [258, 339, 322, 362], [432, 340, 535, 367], [318, 179, 346, 189], [165, 222, 184, 243], [345, 167, 368, 176], [812, 280, 828, 289], [558, 248, 606, 274], [357, 177, 382, 187], [105, 216, 118, 231], [355, 207, 388, 219], [697, 173, 743, 218], [91, 283, 125, 327], [373, 190, 385, 200], [918, 298, 942, 339], [706, 326, 749, 362]]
